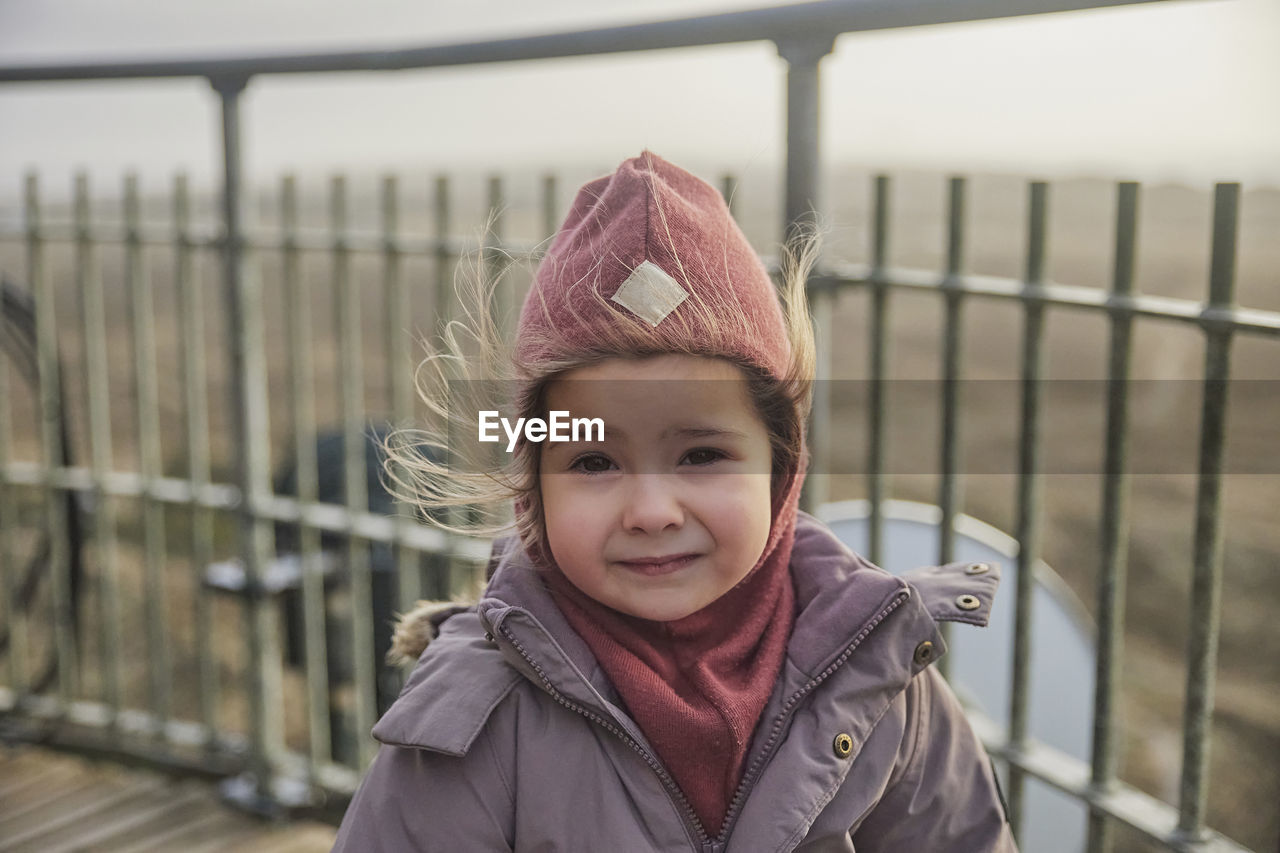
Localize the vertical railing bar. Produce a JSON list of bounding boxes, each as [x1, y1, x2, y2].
[[1, 197, 26, 697], [542, 173, 558, 244], [333, 174, 377, 770], [808, 274, 834, 513], [486, 174, 510, 346], [383, 175, 421, 625], [174, 172, 219, 745], [434, 174, 457, 601], [534, 168, 559, 578], [533, 168, 560, 581], [936, 175, 967, 681], [1087, 180, 1139, 853], [1008, 179, 1049, 841], [535, 167, 560, 577], [867, 174, 890, 567], [433, 175, 453, 339], [720, 173, 738, 220], [480, 174, 510, 589], [282, 175, 332, 770], [78, 172, 122, 722], [28, 171, 78, 704], [1177, 182, 1238, 840], [212, 73, 283, 796], [126, 173, 173, 734]]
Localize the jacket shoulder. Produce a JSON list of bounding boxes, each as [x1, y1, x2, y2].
[[900, 559, 1002, 627], [372, 610, 522, 756]]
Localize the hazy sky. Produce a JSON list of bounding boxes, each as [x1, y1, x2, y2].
[[1, 0, 1277, 204]]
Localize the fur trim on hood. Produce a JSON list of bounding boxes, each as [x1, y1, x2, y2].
[[387, 600, 473, 666]]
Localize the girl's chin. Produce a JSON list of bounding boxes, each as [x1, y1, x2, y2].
[[610, 591, 715, 623]]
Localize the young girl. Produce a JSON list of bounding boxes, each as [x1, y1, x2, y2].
[[333, 152, 1016, 852]]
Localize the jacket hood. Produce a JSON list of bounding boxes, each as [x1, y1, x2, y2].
[[373, 513, 1001, 755]]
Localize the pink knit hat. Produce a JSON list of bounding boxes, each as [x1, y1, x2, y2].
[[516, 151, 791, 380]]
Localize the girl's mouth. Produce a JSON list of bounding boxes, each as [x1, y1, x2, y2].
[[615, 553, 699, 576]]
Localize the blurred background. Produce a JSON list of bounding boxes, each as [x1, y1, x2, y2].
[[0, 1, 1276, 851], [1, 0, 1278, 197]]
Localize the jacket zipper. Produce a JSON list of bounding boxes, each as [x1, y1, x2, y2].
[[714, 588, 911, 846], [496, 622, 715, 849], [496, 586, 909, 852]]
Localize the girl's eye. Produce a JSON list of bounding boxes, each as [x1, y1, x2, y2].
[[682, 447, 727, 466], [570, 453, 616, 474]]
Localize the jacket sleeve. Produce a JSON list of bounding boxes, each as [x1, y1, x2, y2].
[[851, 666, 1018, 852], [332, 735, 515, 852]]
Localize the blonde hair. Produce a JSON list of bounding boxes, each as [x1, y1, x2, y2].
[[382, 229, 821, 563]]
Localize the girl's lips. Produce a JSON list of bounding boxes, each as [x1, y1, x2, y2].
[[614, 553, 699, 577]]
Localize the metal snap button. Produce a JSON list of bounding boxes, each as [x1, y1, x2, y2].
[[955, 594, 981, 611], [913, 640, 935, 665], [832, 733, 853, 759], [965, 562, 990, 575], [484, 632, 495, 643]]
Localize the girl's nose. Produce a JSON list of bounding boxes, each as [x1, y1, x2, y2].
[[621, 475, 684, 534]]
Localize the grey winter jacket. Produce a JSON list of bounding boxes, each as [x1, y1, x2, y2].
[[333, 513, 1017, 852]]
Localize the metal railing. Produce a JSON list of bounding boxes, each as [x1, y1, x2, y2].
[[807, 178, 1271, 853], [0, 1, 1270, 850]]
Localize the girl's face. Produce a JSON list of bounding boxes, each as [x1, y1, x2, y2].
[[539, 354, 773, 622]]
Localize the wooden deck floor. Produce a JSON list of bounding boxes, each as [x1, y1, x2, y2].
[[0, 745, 337, 852]]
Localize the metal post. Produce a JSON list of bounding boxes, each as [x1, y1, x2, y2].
[[174, 172, 219, 746], [936, 176, 967, 682], [332, 174, 377, 771], [434, 173, 459, 600], [542, 173, 559, 242], [1177, 183, 1238, 840], [1087, 180, 1139, 853], [778, 33, 833, 514], [486, 175, 510, 344], [281, 173, 333, 772], [867, 174, 890, 567], [210, 73, 284, 803], [28, 172, 78, 704], [434, 174, 453, 339], [1008, 180, 1049, 841], [720, 173, 738, 219], [383, 176, 420, 620], [125, 173, 173, 735], [778, 34, 833, 238], [0, 215, 23, 697], [77, 172, 122, 721]]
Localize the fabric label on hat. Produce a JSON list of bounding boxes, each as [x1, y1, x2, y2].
[[610, 260, 688, 327]]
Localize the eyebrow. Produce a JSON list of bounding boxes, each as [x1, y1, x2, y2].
[[607, 424, 749, 441], [541, 423, 747, 454], [663, 425, 749, 440]]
